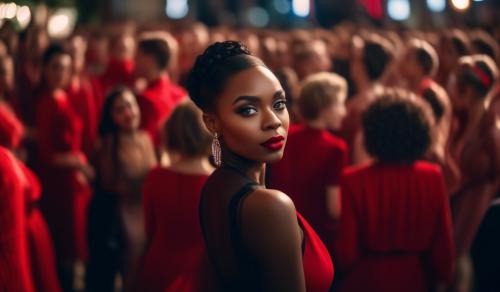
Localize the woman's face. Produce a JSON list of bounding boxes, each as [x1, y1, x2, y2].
[[111, 91, 141, 132], [212, 66, 289, 164], [45, 53, 72, 90]]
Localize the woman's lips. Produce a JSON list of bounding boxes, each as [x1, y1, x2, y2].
[[260, 135, 285, 151]]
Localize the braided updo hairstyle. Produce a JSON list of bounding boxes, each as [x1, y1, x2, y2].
[[186, 41, 266, 111]]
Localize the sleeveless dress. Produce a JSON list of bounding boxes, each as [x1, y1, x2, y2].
[[200, 182, 334, 291]]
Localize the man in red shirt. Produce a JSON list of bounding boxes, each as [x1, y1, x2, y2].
[[135, 33, 187, 149]]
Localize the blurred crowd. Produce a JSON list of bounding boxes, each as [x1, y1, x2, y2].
[[0, 16, 499, 292]]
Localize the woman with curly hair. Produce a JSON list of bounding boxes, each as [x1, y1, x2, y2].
[[188, 41, 334, 291], [334, 90, 455, 292]]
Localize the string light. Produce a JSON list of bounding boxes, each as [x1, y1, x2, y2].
[[450, 0, 470, 11]]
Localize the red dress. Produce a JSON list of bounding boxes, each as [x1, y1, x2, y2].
[[269, 124, 348, 248], [140, 167, 208, 292], [0, 102, 24, 149], [0, 147, 34, 292], [138, 75, 186, 148], [36, 89, 91, 261], [20, 161, 62, 292], [201, 181, 334, 292], [335, 161, 455, 292], [66, 76, 99, 157]]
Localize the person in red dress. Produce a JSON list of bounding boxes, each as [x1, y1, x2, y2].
[[139, 102, 213, 292], [66, 35, 99, 157], [135, 34, 187, 150], [269, 72, 348, 252], [187, 41, 334, 291], [35, 44, 93, 291], [340, 35, 393, 165], [334, 91, 455, 292], [0, 101, 62, 292], [0, 146, 35, 292], [447, 55, 500, 292]]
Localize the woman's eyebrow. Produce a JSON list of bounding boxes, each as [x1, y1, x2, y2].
[[273, 90, 285, 99], [232, 95, 260, 105], [233, 90, 285, 105]]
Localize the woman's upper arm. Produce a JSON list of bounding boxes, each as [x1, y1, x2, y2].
[[240, 189, 306, 292]]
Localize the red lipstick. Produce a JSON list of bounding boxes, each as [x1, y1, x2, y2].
[[260, 135, 285, 151]]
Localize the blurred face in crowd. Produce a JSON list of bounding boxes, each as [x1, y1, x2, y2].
[[45, 53, 72, 90], [67, 35, 88, 74], [111, 90, 141, 132], [0, 56, 14, 93], [207, 66, 290, 164], [112, 34, 136, 61]]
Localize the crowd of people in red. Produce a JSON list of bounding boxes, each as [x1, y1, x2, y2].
[[0, 17, 499, 292]]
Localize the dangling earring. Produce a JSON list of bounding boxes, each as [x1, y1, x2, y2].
[[211, 132, 222, 167]]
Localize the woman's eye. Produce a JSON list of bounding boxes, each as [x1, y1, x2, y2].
[[274, 100, 287, 111], [237, 106, 257, 116]]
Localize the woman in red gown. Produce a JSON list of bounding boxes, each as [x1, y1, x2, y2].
[[187, 41, 334, 291], [0, 146, 35, 292], [335, 91, 455, 292], [139, 102, 213, 291], [269, 72, 348, 252], [0, 102, 35, 292], [0, 102, 62, 292], [447, 55, 500, 292], [35, 44, 93, 290]]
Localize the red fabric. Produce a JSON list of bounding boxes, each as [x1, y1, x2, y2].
[[139, 167, 208, 292], [0, 103, 24, 149], [269, 124, 348, 248], [297, 211, 335, 292], [66, 76, 99, 156], [99, 58, 135, 95], [138, 75, 186, 147], [19, 161, 61, 292], [0, 147, 34, 292], [35, 89, 91, 261], [335, 161, 455, 292]]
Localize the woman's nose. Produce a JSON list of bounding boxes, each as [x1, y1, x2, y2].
[[262, 107, 282, 130]]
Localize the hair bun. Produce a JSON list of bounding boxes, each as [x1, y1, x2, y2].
[[187, 41, 251, 110]]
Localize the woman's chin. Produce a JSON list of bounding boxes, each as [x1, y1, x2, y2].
[[264, 152, 285, 164]]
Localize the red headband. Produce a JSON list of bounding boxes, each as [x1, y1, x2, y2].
[[471, 65, 492, 88]]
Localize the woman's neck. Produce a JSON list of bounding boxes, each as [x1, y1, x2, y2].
[[118, 129, 138, 140], [168, 154, 213, 176], [220, 145, 265, 185]]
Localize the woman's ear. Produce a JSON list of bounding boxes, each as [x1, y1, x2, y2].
[[202, 112, 219, 134]]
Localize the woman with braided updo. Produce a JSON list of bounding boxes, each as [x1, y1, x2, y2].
[[187, 41, 333, 291]]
